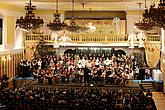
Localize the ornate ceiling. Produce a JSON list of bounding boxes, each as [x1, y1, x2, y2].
[[0, 0, 157, 11]]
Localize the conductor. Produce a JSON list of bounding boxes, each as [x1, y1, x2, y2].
[[84, 65, 90, 85]]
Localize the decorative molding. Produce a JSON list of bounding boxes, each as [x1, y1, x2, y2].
[[34, 0, 124, 2], [0, 48, 24, 56], [64, 11, 126, 20], [126, 10, 143, 15]]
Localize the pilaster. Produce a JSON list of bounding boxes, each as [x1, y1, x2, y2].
[[5, 16, 15, 49]]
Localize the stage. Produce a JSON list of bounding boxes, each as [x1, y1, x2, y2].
[[13, 76, 139, 88], [12, 76, 163, 92], [13, 76, 34, 88]]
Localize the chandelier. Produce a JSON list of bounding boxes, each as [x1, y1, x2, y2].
[[67, 17, 82, 33], [66, 0, 89, 33], [16, 0, 44, 31], [135, 17, 155, 31], [47, 0, 67, 31], [134, 2, 155, 31], [143, 0, 165, 29]]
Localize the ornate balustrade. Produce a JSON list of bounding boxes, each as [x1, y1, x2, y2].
[[25, 33, 161, 44], [26, 34, 51, 41], [146, 34, 161, 42], [69, 34, 128, 43], [25, 34, 129, 43]]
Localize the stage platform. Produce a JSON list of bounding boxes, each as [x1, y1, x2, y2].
[[13, 76, 140, 89], [12, 76, 162, 92], [13, 76, 35, 88], [130, 78, 163, 92]]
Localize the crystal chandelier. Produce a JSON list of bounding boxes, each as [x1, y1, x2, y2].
[[143, 0, 165, 29], [149, 0, 165, 29], [135, 17, 155, 31], [135, 0, 155, 31], [66, 0, 89, 33], [67, 17, 82, 33], [16, 0, 44, 31], [47, 0, 67, 31]]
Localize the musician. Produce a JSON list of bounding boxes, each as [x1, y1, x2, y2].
[[100, 68, 106, 81], [84, 65, 90, 85], [95, 57, 100, 67], [92, 67, 98, 84], [109, 69, 116, 84], [78, 68, 84, 83], [46, 73, 53, 85], [22, 60, 29, 78], [88, 67, 93, 84], [33, 70, 38, 80], [38, 58, 42, 69], [97, 67, 103, 81], [33, 60, 39, 70], [105, 66, 111, 84], [73, 68, 78, 82], [38, 70, 43, 85]]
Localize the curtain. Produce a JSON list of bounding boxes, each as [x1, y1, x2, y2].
[[145, 44, 161, 68]]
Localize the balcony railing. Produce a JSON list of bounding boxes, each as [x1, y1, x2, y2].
[[69, 34, 128, 43], [146, 34, 161, 42], [25, 33, 161, 44]]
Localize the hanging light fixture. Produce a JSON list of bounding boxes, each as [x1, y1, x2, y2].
[[16, 0, 44, 31], [144, 0, 165, 29], [47, 0, 67, 31], [135, 0, 155, 31], [142, 0, 165, 29], [78, 2, 91, 33], [66, 0, 89, 33], [134, 3, 143, 29]]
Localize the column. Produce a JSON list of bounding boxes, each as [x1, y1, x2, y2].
[[161, 28, 164, 51], [5, 16, 15, 49], [126, 12, 139, 34]]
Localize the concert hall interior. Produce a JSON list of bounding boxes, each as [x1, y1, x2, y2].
[[0, 0, 165, 110]]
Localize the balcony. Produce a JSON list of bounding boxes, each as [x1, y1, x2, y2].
[[25, 33, 161, 46]]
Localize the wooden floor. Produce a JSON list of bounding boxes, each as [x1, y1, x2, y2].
[[152, 92, 165, 110]]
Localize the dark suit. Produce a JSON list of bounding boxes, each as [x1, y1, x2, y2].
[[138, 67, 145, 80], [84, 67, 90, 85]]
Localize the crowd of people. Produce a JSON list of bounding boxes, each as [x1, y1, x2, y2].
[[0, 86, 157, 110], [0, 52, 158, 110], [19, 52, 148, 85]]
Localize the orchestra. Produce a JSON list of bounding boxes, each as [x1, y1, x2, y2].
[[20, 53, 141, 85]]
